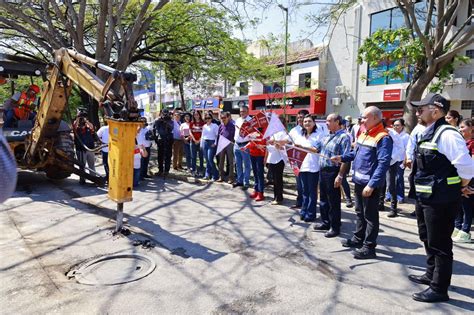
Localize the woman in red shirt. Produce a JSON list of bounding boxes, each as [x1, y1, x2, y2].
[[247, 131, 267, 201], [189, 110, 205, 177]]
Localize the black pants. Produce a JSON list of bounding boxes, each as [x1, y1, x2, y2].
[[353, 183, 381, 249], [319, 169, 341, 231], [157, 139, 173, 173], [268, 160, 284, 201], [379, 162, 399, 210], [415, 200, 459, 294]]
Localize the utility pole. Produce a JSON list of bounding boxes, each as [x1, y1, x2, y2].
[[278, 4, 289, 121]]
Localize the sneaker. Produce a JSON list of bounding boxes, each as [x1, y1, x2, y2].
[[271, 200, 282, 205], [451, 228, 460, 239], [232, 182, 243, 188], [345, 200, 354, 208], [453, 231, 471, 243]]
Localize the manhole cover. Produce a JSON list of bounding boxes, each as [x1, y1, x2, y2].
[[67, 254, 156, 286]]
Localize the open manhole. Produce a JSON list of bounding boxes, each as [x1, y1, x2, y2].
[[67, 254, 156, 286]]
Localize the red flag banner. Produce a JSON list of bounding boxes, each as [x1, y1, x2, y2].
[[286, 146, 308, 176], [239, 120, 254, 138], [252, 111, 269, 132]]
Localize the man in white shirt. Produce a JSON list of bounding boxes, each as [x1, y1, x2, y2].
[[137, 122, 153, 179], [288, 109, 309, 208], [96, 124, 109, 179], [233, 106, 252, 190], [380, 125, 405, 217]]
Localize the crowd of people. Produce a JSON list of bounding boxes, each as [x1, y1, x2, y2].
[[43, 94, 474, 304]]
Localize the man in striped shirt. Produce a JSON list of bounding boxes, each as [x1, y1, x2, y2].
[[314, 114, 351, 238]]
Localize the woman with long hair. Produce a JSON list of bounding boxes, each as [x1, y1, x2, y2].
[[189, 110, 205, 177], [180, 112, 193, 172], [201, 112, 219, 180], [295, 114, 324, 222], [445, 110, 461, 127]]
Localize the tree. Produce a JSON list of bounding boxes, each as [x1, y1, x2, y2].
[[133, 1, 280, 106], [356, 0, 473, 130]]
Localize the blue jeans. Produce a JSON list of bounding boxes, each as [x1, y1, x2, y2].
[[190, 142, 203, 175], [296, 175, 303, 206], [203, 140, 218, 179], [250, 155, 265, 192], [184, 141, 192, 170], [396, 165, 405, 200], [133, 168, 140, 188], [385, 162, 404, 202], [234, 143, 251, 186], [299, 171, 319, 220], [455, 195, 473, 233]]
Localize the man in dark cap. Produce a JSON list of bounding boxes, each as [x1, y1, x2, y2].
[[408, 93, 474, 303]]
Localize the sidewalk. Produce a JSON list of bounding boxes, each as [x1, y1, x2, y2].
[[0, 168, 472, 314]]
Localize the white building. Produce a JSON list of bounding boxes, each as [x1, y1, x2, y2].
[[325, 0, 474, 119]]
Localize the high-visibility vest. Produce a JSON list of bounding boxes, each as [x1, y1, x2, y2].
[[13, 92, 36, 120], [414, 119, 461, 203]]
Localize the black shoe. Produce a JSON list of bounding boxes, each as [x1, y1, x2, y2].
[[412, 287, 449, 303], [410, 211, 416, 217], [241, 185, 249, 191], [346, 200, 354, 208], [352, 247, 376, 259], [232, 182, 243, 188], [408, 274, 432, 285], [313, 223, 330, 231], [341, 238, 363, 248], [290, 204, 302, 209], [156, 171, 163, 177], [324, 229, 340, 238], [144, 175, 152, 179], [387, 210, 398, 218], [304, 216, 316, 223]]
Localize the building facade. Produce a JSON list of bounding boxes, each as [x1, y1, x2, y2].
[[325, 0, 474, 120]]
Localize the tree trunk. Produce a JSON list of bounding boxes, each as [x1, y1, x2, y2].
[[403, 68, 436, 132], [179, 81, 186, 110]]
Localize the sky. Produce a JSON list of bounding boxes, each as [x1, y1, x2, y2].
[[229, 0, 335, 46]]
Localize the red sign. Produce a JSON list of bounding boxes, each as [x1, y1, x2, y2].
[[286, 146, 308, 176], [383, 89, 402, 101]]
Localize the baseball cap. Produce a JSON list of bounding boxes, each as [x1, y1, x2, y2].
[[29, 84, 40, 94], [410, 93, 449, 111]]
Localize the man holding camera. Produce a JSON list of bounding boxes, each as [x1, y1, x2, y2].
[[153, 109, 174, 177], [73, 110, 97, 184]]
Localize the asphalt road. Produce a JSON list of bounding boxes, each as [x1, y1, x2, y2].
[[0, 170, 472, 314]]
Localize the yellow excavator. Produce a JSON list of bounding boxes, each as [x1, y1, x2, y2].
[[1, 48, 141, 186]]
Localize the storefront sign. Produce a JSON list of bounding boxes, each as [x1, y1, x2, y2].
[[383, 89, 402, 101]]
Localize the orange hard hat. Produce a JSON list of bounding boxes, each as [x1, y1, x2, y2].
[[29, 84, 40, 94]]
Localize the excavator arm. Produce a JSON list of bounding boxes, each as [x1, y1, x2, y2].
[[27, 48, 139, 161]]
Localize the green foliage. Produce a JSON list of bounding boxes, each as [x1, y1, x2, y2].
[[357, 28, 425, 83], [142, 1, 280, 91]]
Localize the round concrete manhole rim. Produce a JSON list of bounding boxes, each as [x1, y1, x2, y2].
[[67, 253, 156, 286]]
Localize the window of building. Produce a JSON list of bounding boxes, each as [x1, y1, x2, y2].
[[298, 73, 312, 89], [466, 50, 474, 59], [239, 82, 249, 96], [367, 2, 428, 86], [461, 100, 474, 110]]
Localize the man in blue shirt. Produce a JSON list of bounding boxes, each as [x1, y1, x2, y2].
[[314, 114, 351, 238], [332, 106, 393, 259]]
